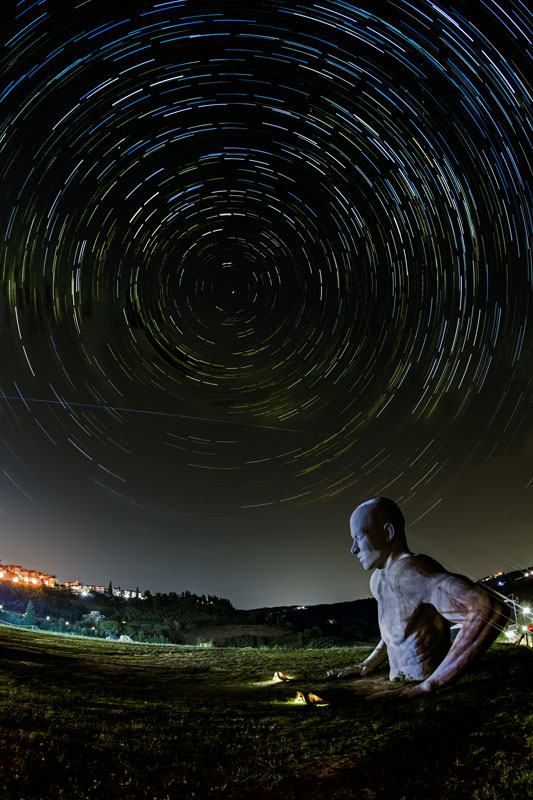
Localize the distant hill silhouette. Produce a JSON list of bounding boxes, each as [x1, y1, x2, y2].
[[2, 568, 529, 647]]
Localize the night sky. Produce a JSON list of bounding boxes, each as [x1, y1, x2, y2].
[[0, 0, 532, 608]]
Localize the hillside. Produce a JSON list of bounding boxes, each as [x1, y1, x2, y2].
[[0, 625, 532, 799], [3, 572, 531, 649], [0, 581, 380, 647]]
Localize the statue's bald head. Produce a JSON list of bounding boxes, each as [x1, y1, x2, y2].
[[358, 496, 404, 528], [350, 497, 408, 569], [354, 497, 407, 546]]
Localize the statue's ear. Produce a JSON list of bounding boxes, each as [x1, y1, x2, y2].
[[384, 522, 395, 541]]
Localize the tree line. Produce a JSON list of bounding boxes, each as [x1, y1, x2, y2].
[[0, 582, 238, 644]]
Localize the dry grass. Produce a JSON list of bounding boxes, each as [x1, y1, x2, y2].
[[1, 625, 532, 799]]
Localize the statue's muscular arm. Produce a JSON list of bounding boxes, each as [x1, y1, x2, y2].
[[327, 638, 388, 679], [327, 571, 388, 679], [401, 571, 509, 696]]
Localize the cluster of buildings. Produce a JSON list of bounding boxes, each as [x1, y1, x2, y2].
[[0, 561, 142, 600], [0, 562, 57, 588], [65, 580, 142, 599], [479, 567, 533, 588]]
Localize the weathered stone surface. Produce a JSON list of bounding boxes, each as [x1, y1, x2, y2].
[[328, 497, 509, 697]]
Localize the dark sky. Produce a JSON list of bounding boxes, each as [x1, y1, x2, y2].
[[0, 0, 531, 608]]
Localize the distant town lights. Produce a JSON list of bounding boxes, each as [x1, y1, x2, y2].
[[0, 561, 139, 597]]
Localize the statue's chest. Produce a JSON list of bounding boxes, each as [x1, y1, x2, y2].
[[374, 575, 417, 645]]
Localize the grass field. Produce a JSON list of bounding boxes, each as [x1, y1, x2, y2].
[[1, 625, 532, 799]]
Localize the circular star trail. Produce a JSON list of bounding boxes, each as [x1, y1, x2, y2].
[[0, 0, 532, 521]]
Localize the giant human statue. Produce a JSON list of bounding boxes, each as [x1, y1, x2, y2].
[[328, 497, 509, 697]]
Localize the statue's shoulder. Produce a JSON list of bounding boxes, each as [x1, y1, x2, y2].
[[393, 553, 449, 596], [404, 552, 448, 578]]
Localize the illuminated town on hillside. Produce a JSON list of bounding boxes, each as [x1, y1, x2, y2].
[[0, 560, 142, 599]]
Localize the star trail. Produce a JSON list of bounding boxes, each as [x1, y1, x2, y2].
[[0, 0, 531, 606]]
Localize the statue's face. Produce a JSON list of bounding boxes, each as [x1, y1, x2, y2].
[[350, 507, 390, 570]]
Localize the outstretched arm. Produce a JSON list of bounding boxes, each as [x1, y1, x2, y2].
[[328, 638, 388, 679], [407, 576, 509, 697]]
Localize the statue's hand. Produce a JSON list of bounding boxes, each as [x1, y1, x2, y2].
[[366, 683, 427, 701], [326, 664, 366, 680]]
